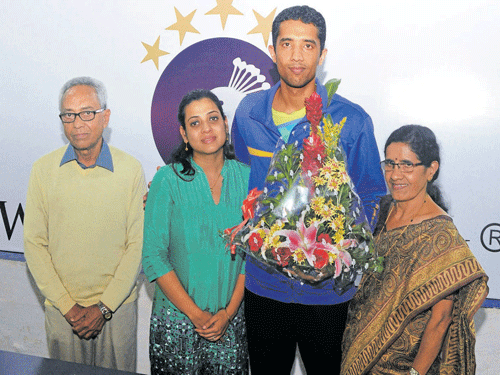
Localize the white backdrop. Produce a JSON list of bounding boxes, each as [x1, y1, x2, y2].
[[1, 0, 499, 298]]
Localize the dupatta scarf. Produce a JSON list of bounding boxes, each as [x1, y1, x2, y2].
[[341, 216, 488, 375]]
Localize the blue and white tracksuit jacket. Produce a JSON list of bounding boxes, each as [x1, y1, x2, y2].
[[232, 79, 387, 305]]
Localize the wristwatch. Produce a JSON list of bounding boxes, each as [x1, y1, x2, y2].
[[97, 301, 113, 321], [409, 368, 420, 375]]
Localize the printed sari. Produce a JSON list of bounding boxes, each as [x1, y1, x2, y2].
[[341, 216, 488, 375]]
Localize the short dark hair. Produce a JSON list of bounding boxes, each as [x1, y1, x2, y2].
[[272, 5, 326, 53], [384, 124, 448, 211]]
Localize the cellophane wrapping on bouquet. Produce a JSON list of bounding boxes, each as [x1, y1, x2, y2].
[[224, 80, 383, 294]]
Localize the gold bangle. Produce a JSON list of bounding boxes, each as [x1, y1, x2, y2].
[[223, 308, 231, 321]]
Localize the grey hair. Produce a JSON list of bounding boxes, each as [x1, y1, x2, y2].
[[59, 76, 107, 111]]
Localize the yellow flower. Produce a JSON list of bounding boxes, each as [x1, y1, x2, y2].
[[263, 235, 274, 248], [322, 116, 346, 149], [271, 235, 282, 248], [322, 203, 336, 220], [306, 216, 321, 227], [263, 221, 285, 248], [293, 249, 307, 265], [326, 177, 340, 191], [329, 214, 345, 232], [315, 159, 350, 192], [334, 225, 346, 244], [312, 175, 327, 187], [311, 196, 325, 214], [270, 221, 285, 233], [328, 252, 338, 264]]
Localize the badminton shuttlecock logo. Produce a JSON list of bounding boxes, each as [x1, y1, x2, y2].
[[211, 57, 271, 136]]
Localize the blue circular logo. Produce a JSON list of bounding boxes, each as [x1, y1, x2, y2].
[[151, 37, 279, 163]]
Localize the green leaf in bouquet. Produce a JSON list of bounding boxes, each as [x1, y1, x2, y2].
[[338, 184, 352, 206], [276, 172, 286, 180], [261, 197, 281, 207], [285, 214, 301, 227], [265, 174, 277, 183], [278, 143, 300, 161], [286, 157, 301, 174], [349, 244, 372, 263], [349, 222, 370, 237], [372, 256, 385, 273], [325, 78, 341, 107], [344, 215, 355, 229]]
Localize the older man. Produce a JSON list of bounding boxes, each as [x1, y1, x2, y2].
[[24, 77, 146, 372]]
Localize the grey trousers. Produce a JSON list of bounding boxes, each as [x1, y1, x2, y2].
[[45, 301, 137, 372]]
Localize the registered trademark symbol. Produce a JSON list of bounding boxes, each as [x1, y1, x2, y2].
[[481, 223, 500, 252]]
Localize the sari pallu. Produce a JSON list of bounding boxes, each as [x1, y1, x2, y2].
[[341, 216, 488, 375]]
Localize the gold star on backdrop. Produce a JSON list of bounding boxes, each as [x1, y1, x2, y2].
[[248, 8, 276, 47], [205, 0, 243, 30], [166, 7, 200, 45], [141, 36, 169, 70]]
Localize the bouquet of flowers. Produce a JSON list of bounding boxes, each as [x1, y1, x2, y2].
[[224, 79, 383, 293]]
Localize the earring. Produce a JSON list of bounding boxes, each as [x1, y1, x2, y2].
[[185, 142, 189, 151]]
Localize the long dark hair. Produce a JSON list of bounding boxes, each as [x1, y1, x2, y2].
[[169, 89, 236, 179]]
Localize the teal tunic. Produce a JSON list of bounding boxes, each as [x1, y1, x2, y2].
[[142, 159, 250, 314]]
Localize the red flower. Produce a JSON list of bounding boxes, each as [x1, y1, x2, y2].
[[302, 92, 326, 188], [318, 233, 332, 245], [302, 130, 326, 194], [272, 247, 292, 267], [302, 131, 325, 175], [313, 249, 329, 269], [242, 188, 262, 221], [225, 187, 263, 256], [248, 232, 263, 252], [304, 91, 323, 131]]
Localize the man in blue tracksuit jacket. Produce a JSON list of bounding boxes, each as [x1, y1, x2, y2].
[[231, 5, 387, 375]]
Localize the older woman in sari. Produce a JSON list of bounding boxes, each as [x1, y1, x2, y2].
[[341, 125, 488, 375]]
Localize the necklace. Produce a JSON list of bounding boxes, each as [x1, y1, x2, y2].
[[209, 172, 222, 192], [380, 198, 427, 255], [384, 197, 427, 234]]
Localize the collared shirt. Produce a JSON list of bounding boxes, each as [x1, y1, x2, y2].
[[60, 141, 114, 172], [24, 143, 146, 314]]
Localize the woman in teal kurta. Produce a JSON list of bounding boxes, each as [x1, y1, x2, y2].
[[142, 90, 249, 374]]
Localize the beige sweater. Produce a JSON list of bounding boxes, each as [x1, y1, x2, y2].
[[24, 145, 146, 315]]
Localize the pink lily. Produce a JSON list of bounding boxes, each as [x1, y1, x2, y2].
[[333, 249, 352, 277], [275, 212, 353, 276], [274, 213, 329, 269]]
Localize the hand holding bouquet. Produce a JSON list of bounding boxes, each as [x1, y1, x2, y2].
[[224, 80, 383, 293]]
